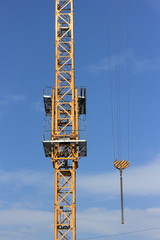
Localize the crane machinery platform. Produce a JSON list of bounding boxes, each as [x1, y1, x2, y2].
[[42, 1, 87, 240]]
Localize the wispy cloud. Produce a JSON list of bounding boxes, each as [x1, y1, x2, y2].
[[0, 207, 160, 240], [0, 93, 27, 118], [0, 208, 52, 240], [77, 154, 160, 196], [1, 154, 160, 200], [77, 207, 160, 239], [0, 169, 52, 189], [131, 56, 160, 73], [31, 101, 44, 113], [0, 169, 53, 216], [88, 52, 160, 74], [0, 94, 27, 106], [5, 94, 27, 102], [88, 55, 125, 74], [0, 156, 160, 239], [149, 0, 160, 14], [0, 110, 6, 118], [0, 208, 52, 226]]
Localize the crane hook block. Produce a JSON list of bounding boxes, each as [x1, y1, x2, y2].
[[114, 160, 130, 170]]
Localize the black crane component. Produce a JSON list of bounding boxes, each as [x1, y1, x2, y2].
[[78, 88, 86, 115]]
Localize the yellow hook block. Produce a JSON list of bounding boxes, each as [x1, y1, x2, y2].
[[114, 159, 130, 170]]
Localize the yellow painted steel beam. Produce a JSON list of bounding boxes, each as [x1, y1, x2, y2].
[[52, 1, 78, 239]]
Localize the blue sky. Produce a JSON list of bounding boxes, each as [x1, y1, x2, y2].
[[1, 0, 160, 239]]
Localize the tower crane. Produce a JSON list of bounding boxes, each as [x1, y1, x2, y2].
[[42, 1, 87, 240]]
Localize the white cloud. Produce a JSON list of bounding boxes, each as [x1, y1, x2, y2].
[[0, 207, 160, 240], [0, 93, 27, 118], [0, 94, 27, 106], [77, 155, 160, 196], [149, 0, 160, 14], [31, 101, 44, 113], [131, 56, 160, 73], [1, 154, 160, 200], [0, 169, 52, 190], [0, 208, 52, 226], [0, 110, 6, 118], [0, 156, 160, 239], [88, 55, 125, 74], [77, 207, 160, 239], [88, 53, 160, 75], [0, 169, 53, 210], [5, 94, 27, 102], [0, 208, 52, 240]]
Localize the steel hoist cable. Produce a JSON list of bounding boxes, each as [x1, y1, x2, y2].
[[106, 0, 131, 224]]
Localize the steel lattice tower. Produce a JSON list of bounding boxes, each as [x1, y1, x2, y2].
[[43, 1, 87, 240]]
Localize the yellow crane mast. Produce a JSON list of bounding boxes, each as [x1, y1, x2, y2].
[[43, 1, 87, 240]]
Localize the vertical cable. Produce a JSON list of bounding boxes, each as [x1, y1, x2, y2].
[[117, 0, 121, 161], [106, 0, 116, 160], [126, 0, 130, 162], [114, 0, 118, 160], [120, 169, 124, 224], [114, 0, 121, 161]]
